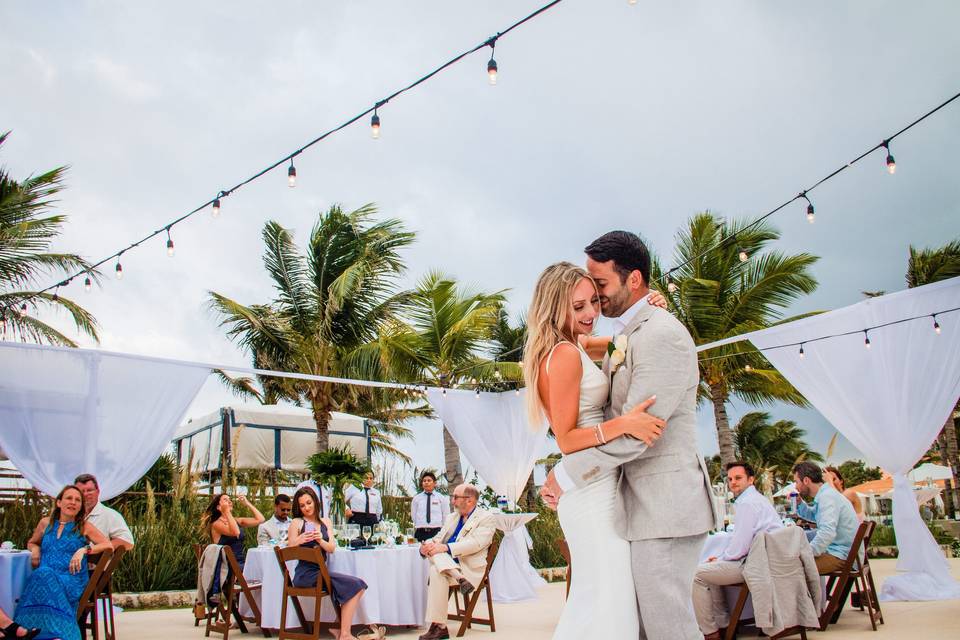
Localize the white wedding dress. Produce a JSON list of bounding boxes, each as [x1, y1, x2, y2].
[[551, 342, 639, 639]]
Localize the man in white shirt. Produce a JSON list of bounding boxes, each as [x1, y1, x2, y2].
[[345, 471, 382, 526], [257, 493, 293, 545], [411, 471, 450, 542], [692, 462, 781, 640], [74, 474, 134, 550], [295, 477, 333, 519]]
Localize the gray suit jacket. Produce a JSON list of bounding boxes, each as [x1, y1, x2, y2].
[[561, 303, 717, 540]]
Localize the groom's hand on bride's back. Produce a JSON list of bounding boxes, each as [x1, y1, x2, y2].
[[540, 470, 562, 510], [622, 395, 666, 446]]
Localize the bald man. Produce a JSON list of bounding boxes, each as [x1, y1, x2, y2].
[[418, 484, 497, 640]]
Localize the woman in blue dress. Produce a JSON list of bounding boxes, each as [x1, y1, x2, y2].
[[14, 485, 112, 640], [203, 493, 264, 568], [289, 487, 367, 640]]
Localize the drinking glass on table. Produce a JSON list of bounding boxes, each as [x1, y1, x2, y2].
[[362, 526, 372, 543], [406, 528, 416, 544]]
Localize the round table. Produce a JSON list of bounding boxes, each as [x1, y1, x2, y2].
[[0, 551, 33, 614], [239, 544, 429, 629], [488, 513, 547, 603]]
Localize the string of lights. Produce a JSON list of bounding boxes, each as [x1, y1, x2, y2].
[[31, 0, 567, 300], [660, 89, 960, 293], [694, 306, 958, 367]]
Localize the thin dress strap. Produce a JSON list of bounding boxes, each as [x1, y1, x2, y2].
[[545, 340, 579, 374]]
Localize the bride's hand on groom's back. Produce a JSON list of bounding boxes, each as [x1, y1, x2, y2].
[[622, 396, 666, 446]]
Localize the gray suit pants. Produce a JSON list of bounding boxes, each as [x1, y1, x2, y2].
[[631, 533, 706, 640]]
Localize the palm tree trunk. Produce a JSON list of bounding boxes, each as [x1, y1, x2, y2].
[[710, 383, 737, 468], [311, 390, 331, 452], [940, 407, 959, 518], [520, 472, 537, 511], [442, 425, 464, 487]]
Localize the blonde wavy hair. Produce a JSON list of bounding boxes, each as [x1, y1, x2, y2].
[[523, 261, 596, 427]]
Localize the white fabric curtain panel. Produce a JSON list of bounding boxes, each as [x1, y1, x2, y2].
[[0, 342, 210, 500], [425, 388, 548, 504], [706, 277, 960, 600]]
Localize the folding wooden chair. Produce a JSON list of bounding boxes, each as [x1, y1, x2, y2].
[[554, 538, 571, 599], [201, 545, 269, 639], [723, 583, 807, 640], [83, 547, 126, 640], [274, 545, 340, 640], [835, 520, 884, 630], [77, 549, 114, 640], [447, 534, 502, 638], [818, 520, 871, 631]]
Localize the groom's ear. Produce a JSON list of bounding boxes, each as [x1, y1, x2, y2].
[[627, 269, 645, 292]]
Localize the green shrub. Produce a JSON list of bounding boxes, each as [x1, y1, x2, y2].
[[527, 500, 565, 569]]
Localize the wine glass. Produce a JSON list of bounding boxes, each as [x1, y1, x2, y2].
[[362, 525, 372, 543]]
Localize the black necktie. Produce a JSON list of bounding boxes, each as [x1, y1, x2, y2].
[[426, 492, 432, 523], [364, 488, 370, 513], [319, 486, 325, 518]]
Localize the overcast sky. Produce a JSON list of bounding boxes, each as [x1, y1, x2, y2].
[[3, 1, 959, 484]]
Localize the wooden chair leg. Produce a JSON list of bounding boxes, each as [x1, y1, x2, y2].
[[724, 585, 750, 640], [866, 570, 884, 624], [486, 584, 496, 633], [456, 590, 481, 638]]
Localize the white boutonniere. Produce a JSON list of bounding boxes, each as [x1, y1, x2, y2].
[[607, 334, 629, 373]]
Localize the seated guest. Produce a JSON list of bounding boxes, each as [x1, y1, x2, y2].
[[2, 604, 39, 639], [288, 487, 366, 640], [411, 471, 449, 542], [793, 462, 859, 574], [202, 493, 264, 568], [295, 476, 333, 519], [418, 484, 496, 640], [14, 486, 112, 640], [823, 466, 864, 521], [257, 494, 293, 545], [74, 473, 134, 550], [344, 471, 382, 527], [694, 462, 782, 640]]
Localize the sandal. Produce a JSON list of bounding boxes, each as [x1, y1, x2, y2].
[[1, 623, 41, 639]]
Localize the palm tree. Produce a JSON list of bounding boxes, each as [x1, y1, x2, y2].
[[387, 271, 507, 486], [656, 212, 819, 468], [209, 204, 414, 451], [905, 240, 960, 515], [0, 131, 98, 344], [732, 411, 823, 494]]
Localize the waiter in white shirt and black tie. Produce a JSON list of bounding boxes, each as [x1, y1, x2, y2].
[[411, 471, 450, 542], [345, 470, 382, 526]]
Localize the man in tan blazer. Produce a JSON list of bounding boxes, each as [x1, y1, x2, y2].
[[418, 483, 496, 640], [542, 231, 717, 640]]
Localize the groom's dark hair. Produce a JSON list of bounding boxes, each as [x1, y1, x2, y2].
[[584, 231, 651, 285]]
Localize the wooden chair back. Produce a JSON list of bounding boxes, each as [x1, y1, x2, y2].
[[77, 548, 113, 640], [448, 532, 502, 637], [274, 545, 339, 640], [555, 538, 571, 599], [818, 520, 871, 631], [199, 544, 267, 639]]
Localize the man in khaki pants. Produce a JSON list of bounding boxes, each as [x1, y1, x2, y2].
[[418, 484, 496, 640]]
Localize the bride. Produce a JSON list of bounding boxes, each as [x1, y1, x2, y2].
[[522, 261, 666, 639]]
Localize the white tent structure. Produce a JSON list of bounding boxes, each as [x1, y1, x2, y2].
[[172, 404, 370, 474]]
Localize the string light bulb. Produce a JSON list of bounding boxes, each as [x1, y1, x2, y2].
[[442, 388, 447, 396], [487, 42, 498, 86], [212, 197, 221, 218], [20, 303, 27, 314], [166, 228, 175, 257], [475, 388, 480, 398], [84, 275, 92, 292], [115, 258, 124, 280], [52, 288, 59, 302], [667, 278, 678, 293], [799, 344, 805, 359], [864, 330, 871, 349], [288, 160, 297, 188], [738, 248, 749, 263], [744, 364, 752, 372], [371, 110, 381, 139], [800, 193, 815, 224], [933, 315, 941, 334], [883, 140, 896, 174], [628, 0, 638, 4], [515, 388, 520, 396]]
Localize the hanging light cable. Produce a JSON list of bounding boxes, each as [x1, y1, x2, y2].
[[166, 227, 175, 257]]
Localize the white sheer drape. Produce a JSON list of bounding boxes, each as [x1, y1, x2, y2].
[[701, 277, 960, 601], [0, 342, 209, 500], [425, 388, 548, 504]]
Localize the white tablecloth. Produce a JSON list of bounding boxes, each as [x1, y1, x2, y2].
[[239, 545, 429, 629], [0, 551, 32, 614], [489, 513, 547, 603]]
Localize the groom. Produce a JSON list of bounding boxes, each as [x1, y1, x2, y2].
[[542, 230, 717, 640]]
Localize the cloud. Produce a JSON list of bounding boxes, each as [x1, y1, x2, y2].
[[86, 55, 161, 102]]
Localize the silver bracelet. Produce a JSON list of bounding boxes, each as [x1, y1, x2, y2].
[[598, 423, 607, 444]]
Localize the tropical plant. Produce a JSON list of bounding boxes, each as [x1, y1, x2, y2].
[[836, 459, 883, 488], [655, 212, 819, 468], [209, 204, 415, 451], [905, 239, 960, 515], [0, 131, 99, 344], [385, 271, 508, 486], [305, 446, 369, 518], [730, 411, 823, 493]]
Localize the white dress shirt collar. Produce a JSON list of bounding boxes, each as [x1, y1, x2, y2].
[[610, 295, 649, 335]]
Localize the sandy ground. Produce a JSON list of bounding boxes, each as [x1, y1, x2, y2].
[[114, 558, 959, 639]]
